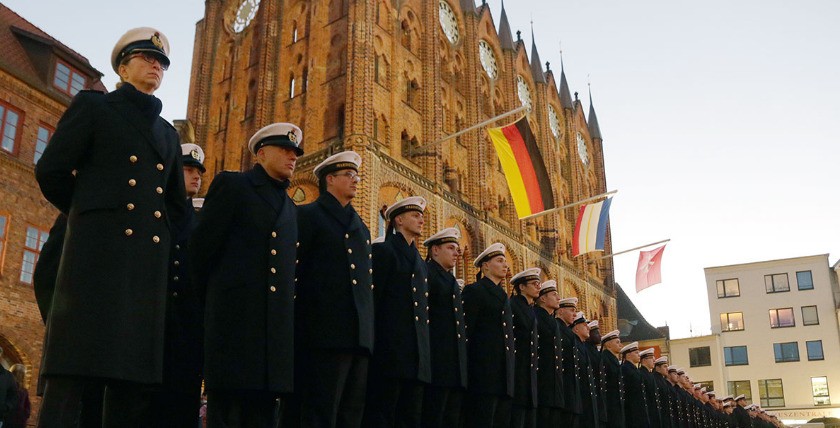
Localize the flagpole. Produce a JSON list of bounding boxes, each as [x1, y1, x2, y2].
[[518, 190, 617, 221], [410, 105, 528, 155], [585, 239, 670, 263]]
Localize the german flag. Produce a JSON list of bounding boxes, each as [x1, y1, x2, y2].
[[488, 116, 555, 218]]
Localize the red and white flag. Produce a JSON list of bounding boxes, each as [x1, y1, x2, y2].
[[636, 245, 666, 292]]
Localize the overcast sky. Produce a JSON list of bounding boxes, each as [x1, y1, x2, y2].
[[6, 0, 839, 338]]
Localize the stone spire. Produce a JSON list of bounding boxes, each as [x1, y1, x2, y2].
[[559, 55, 573, 109], [460, 0, 476, 14], [588, 87, 603, 140], [498, 0, 514, 50], [529, 25, 546, 83]]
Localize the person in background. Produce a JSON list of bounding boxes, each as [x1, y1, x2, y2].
[[5, 365, 30, 428]]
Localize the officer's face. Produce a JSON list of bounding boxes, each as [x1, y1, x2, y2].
[[539, 290, 559, 310], [626, 349, 641, 364], [482, 255, 508, 280], [640, 356, 655, 370], [258, 145, 298, 180], [432, 242, 460, 271], [557, 305, 576, 324], [604, 337, 621, 353], [328, 168, 360, 201], [655, 364, 668, 377], [572, 322, 589, 340], [522, 279, 541, 300], [119, 53, 164, 94], [183, 166, 202, 197], [396, 211, 424, 237]]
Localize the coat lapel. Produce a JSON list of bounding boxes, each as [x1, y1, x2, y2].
[[106, 93, 167, 161], [247, 166, 283, 214]]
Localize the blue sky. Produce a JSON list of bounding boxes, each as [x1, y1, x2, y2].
[[7, 0, 839, 338]]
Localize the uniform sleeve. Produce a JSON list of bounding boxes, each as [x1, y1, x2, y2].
[[164, 125, 188, 232], [35, 92, 100, 213], [370, 242, 394, 308], [189, 173, 239, 297], [461, 285, 478, 339]]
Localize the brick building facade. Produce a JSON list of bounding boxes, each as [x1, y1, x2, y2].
[[0, 3, 106, 416], [186, 0, 618, 326]]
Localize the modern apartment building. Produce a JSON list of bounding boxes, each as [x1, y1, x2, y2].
[[672, 254, 840, 424]]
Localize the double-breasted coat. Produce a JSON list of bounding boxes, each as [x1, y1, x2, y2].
[[622, 360, 651, 428], [510, 295, 538, 408], [32, 214, 66, 324], [575, 336, 600, 426], [35, 84, 187, 383], [557, 320, 582, 415], [425, 259, 468, 389], [586, 340, 609, 425], [640, 367, 663, 428], [461, 277, 515, 397], [534, 307, 564, 409], [653, 372, 675, 428], [370, 232, 431, 382], [163, 203, 203, 394], [600, 350, 626, 428], [295, 192, 374, 353], [190, 164, 296, 393]]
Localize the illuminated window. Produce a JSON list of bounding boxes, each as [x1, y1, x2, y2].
[[812, 377, 830, 406], [720, 312, 744, 332], [769, 308, 795, 328], [728, 380, 752, 404], [758, 379, 784, 407]]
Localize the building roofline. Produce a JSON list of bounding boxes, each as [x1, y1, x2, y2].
[[704, 254, 830, 272]]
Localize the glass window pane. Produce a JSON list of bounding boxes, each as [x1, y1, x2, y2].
[[716, 280, 725, 298], [725, 279, 740, 296], [3, 109, 19, 151], [54, 63, 70, 89], [764, 275, 773, 293], [778, 308, 794, 327], [70, 72, 85, 95], [0, 215, 6, 238], [25, 226, 39, 249], [802, 306, 819, 325], [812, 377, 830, 405], [807, 341, 824, 361], [797, 271, 814, 290], [19, 250, 36, 284]]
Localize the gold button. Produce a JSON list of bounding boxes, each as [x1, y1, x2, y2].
[[427, 320, 430, 324], [415, 316, 419, 321], [412, 287, 417, 292], [174, 260, 180, 266], [173, 276, 179, 281], [352, 279, 357, 285], [125, 229, 133, 236], [458, 334, 461, 338], [456, 321, 460, 325], [350, 264, 356, 269], [369, 269, 373, 274], [369, 254, 372, 259], [371, 285, 375, 290], [156, 163, 164, 171], [454, 308, 458, 312], [156, 187, 163, 194], [348, 248, 353, 254], [271, 267, 277, 274], [271, 249, 277, 255], [128, 179, 136, 186], [154, 211, 162, 218], [414, 302, 419, 307], [152, 236, 160, 243], [175, 245, 180, 250], [411, 274, 415, 278], [296, 242, 300, 247], [424, 292, 428, 297], [272, 232, 277, 238], [270, 286, 277, 292], [127, 203, 135, 210], [129, 155, 137, 163], [172, 292, 178, 297], [345, 234, 350, 239], [366, 240, 370, 244]]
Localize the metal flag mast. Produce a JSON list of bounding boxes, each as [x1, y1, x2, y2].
[[586, 239, 671, 263], [519, 190, 617, 221], [409, 105, 528, 155]]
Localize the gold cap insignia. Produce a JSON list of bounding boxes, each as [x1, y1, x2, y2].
[[190, 149, 201, 160], [287, 131, 297, 143], [151, 33, 164, 49]]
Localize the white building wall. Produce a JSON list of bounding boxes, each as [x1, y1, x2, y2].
[[699, 254, 840, 422]]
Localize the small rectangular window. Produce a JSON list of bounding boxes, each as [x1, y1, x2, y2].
[[0, 102, 22, 154], [34, 125, 53, 164], [769, 308, 795, 328], [812, 377, 830, 406], [716, 278, 740, 298], [802, 306, 819, 326], [807, 340, 824, 361], [720, 312, 744, 332], [53, 60, 86, 96], [689, 346, 712, 367], [0, 213, 8, 273], [19, 225, 49, 284], [758, 379, 785, 407], [724, 346, 749, 366], [728, 380, 752, 404], [765, 273, 790, 293], [797, 270, 814, 290], [773, 342, 799, 363]]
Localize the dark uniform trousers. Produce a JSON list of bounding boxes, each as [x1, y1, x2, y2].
[[295, 193, 374, 428], [600, 350, 625, 428], [557, 320, 582, 427], [621, 361, 651, 428], [36, 83, 188, 427], [420, 260, 467, 428], [461, 277, 515, 428], [364, 232, 431, 428], [534, 308, 564, 428], [509, 295, 538, 428], [190, 164, 297, 427]]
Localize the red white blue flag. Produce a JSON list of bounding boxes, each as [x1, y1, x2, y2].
[[572, 197, 612, 257]]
